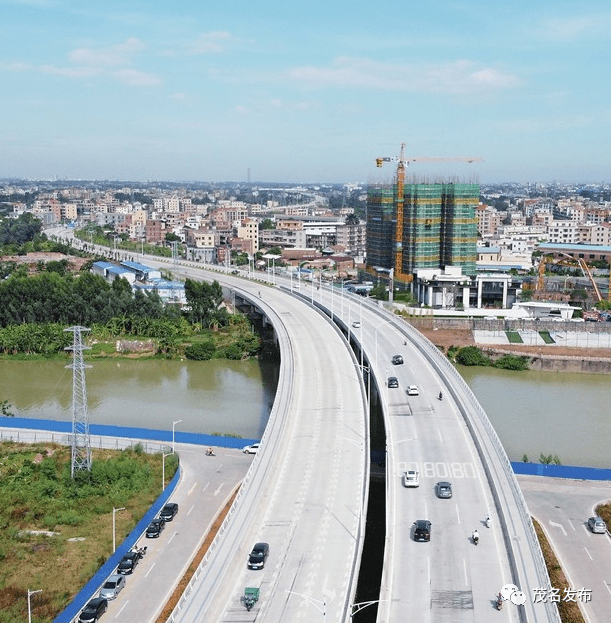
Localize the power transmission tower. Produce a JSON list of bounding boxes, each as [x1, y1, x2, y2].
[[65, 326, 92, 478]]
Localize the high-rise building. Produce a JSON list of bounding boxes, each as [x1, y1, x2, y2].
[[366, 182, 480, 280]]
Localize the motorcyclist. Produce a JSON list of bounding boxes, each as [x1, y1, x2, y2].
[[496, 592, 503, 610], [485, 515, 492, 528], [472, 529, 479, 545], [438, 391, 443, 401]]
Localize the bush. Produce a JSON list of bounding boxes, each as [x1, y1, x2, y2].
[[493, 354, 529, 371], [184, 340, 216, 360], [455, 346, 490, 367]]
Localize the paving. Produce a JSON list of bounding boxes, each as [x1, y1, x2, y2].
[[517, 475, 611, 623]]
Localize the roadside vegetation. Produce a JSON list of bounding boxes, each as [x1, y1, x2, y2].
[[595, 502, 610, 532], [0, 440, 177, 623], [447, 345, 529, 371]]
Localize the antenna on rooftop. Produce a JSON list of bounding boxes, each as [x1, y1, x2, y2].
[[65, 326, 92, 478]]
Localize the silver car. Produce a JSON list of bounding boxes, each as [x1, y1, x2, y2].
[[99, 574, 125, 600], [588, 516, 606, 534]]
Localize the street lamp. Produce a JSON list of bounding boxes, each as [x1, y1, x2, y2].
[[350, 599, 389, 618], [285, 590, 325, 622], [112, 507, 125, 553], [172, 419, 183, 454], [162, 452, 173, 491], [27, 589, 42, 623]]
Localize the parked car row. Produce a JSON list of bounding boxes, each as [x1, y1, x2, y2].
[[78, 502, 179, 622]]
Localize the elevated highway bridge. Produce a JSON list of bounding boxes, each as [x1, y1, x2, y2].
[[45, 229, 560, 623]]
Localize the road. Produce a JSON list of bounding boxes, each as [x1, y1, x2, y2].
[[89, 443, 252, 623], [167, 282, 369, 622], [518, 475, 611, 623]]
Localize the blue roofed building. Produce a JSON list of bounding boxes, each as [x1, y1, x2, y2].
[[119, 260, 162, 281], [92, 261, 136, 285]]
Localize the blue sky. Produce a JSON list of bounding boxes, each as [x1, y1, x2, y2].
[[1, 0, 609, 184]]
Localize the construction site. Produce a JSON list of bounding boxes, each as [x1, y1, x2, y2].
[[365, 143, 483, 289]]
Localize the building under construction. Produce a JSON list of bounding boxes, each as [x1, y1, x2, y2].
[[366, 181, 480, 282]]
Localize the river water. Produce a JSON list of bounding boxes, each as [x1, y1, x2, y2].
[[0, 360, 609, 468]]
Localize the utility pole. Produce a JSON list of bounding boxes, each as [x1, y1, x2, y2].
[[64, 326, 92, 477]]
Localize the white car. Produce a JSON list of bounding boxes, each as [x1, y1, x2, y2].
[[407, 385, 419, 396], [242, 443, 260, 454], [402, 470, 419, 487], [352, 321, 361, 328]]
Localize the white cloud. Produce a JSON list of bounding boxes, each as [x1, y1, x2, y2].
[[540, 15, 606, 41], [40, 65, 101, 79], [190, 31, 232, 54], [288, 57, 519, 94], [113, 69, 161, 87], [68, 38, 144, 67]]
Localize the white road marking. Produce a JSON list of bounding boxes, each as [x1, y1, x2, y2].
[[455, 503, 461, 524], [214, 484, 224, 496], [115, 600, 129, 617], [463, 558, 468, 585], [202, 482, 209, 493], [187, 504, 195, 516], [604, 581, 611, 595], [168, 531, 178, 544], [144, 562, 155, 577], [549, 520, 567, 536], [583, 546, 593, 561], [188, 481, 198, 495]]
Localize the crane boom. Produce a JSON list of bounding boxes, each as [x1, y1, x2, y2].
[[375, 142, 484, 283]]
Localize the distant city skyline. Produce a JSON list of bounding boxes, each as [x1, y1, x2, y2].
[[1, 0, 609, 184]]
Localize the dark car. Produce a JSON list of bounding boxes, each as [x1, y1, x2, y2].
[[435, 481, 452, 499], [146, 518, 166, 538], [78, 597, 108, 623], [160, 503, 179, 522], [387, 376, 399, 388], [392, 354, 404, 365], [117, 550, 141, 575], [413, 520, 432, 542], [247, 542, 269, 570]]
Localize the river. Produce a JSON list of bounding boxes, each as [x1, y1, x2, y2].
[[0, 359, 609, 468]]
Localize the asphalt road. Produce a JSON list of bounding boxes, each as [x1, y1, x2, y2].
[[517, 475, 611, 623], [99, 443, 253, 623]]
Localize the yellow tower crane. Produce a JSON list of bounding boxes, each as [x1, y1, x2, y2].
[[375, 142, 483, 284]]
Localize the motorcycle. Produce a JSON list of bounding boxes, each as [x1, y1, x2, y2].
[[206, 448, 215, 456], [485, 516, 492, 529], [438, 391, 443, 401], [496, 593, 503, 610], [472, 530, 479, 546]]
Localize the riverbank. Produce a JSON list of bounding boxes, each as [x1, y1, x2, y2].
[[412, 326, 611, 373]]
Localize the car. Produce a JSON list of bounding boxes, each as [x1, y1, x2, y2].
[[392, 354, 404, 365], [407, 385, 419, 396], [242, 443, 260, 454], [413, 520, 432, 542], [402, 470, 419, 487], [247, 542, 269, 570], [117, 550, 141, 575], [160, 502, 179, 522], [435, 481, 452, 499], [352, 321, 362, 328], [387, 377, 399, 388], [146, 518, 165, 538], [292, 282, 301, 289], [99, 574, 125, 600], [588, 516, 606, 534], [78, 597, 108, 623]]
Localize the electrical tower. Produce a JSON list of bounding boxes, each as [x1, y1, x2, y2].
[[65, 326, 92, 478]]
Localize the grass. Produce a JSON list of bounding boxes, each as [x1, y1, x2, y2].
[[595, 502, 610, 532], [539, 331, 556, 345], [533, 517, 586, 623], [505, 331, 524, 344], [0, 441, 177, 623]]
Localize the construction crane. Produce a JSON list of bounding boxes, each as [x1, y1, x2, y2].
[[537, 252, 604, 303], [375, 142, 484, 284]]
